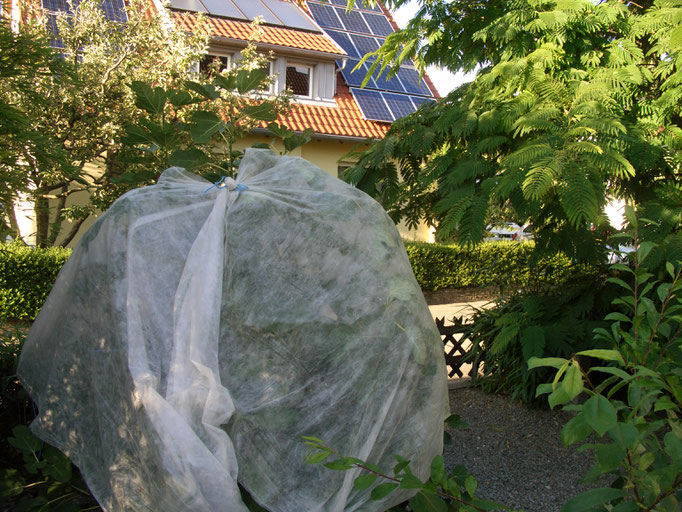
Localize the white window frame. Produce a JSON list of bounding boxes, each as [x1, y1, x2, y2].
[[285, 62, 314, 99], [198, 51, 232, 76], [259, 59, 275, 95]]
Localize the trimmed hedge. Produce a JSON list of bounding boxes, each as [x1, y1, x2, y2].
[[404, 241, 595, 291], [0, 241, 594, 320], [0, 244, 71, 321]]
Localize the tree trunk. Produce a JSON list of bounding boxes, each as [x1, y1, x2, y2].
[[46, 185, 68, 246], [59, 217, 87, 248], [34, 196, 50, 248]]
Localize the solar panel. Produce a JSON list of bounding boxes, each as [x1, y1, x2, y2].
[[410, 96, 436, 109], [326, 30, 360, 58], [382, 92, 416, 118], [357, 0, 382, 12], [397, 67, 432, 96], [46, 13, 65, 48], [42, 0, 127, 21], [167, 0, 206, 11], [307, 2, 344, 29], [100, 0, 127, 21], [369, 68, 404, 93], [334, 7, 370, 33], [265, 0, 320, 32], [326, 0, 382, 12], [340, 60, 376, 87], [349, 33, 379, 58], [196, 0, 241, 18], [42, 0, 71, 12], [351, 88, 393, 122], [232, 0, 280, 24], [361, 13, 393, 36], [305, 0, 437, 115]]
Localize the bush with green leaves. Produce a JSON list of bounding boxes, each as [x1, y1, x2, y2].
[[344, 0, 682, 265], [119, 40, 312, 187], [466, 275, 617, 407], [404, 240, 597, 291], [0, 244, 71, 321], [1, 327, 101, 511], [531, 211, 682, 511]]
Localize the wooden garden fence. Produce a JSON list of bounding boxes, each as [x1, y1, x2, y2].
[[435, 316, 479, 380]]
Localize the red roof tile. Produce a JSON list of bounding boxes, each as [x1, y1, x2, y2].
[[172, 11, 345, 56]]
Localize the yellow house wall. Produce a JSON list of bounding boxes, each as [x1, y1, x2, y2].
[[17, 137, 433, 246], [236, 135, 434, 242]]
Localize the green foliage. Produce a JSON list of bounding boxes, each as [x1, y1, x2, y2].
[[121, 40, 311, 184], [531, 220, 682, 510], [0, 0, 210, 247], [467, 276, 616, 406], [345, 0, 682, 264], [0, 16, 73, 243], [1, 327, 100, 511], [0, 244, 71, 321], [303, 416, 517, 512], [404, 240, 597, 291]]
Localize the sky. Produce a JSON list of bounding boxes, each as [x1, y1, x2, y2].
[[390, 1, 474, 97]]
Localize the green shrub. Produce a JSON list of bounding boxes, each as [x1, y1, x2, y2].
[[0, 326, 101, 510], [466, 276, 617, 407], [532, 214, 682, 510], [0, 244, 71, 321], [404, 241, 597, 291]]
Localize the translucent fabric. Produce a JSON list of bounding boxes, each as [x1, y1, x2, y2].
[[18, 149, 448, 512]]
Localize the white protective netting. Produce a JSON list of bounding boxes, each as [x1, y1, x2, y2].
[[18, 149, 449, 512]]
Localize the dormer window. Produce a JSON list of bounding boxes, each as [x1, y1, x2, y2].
[[286, 64, 312, 97], [200, 54, 230, 76]]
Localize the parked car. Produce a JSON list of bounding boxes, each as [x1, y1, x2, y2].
[[485, 222, 533, 241]]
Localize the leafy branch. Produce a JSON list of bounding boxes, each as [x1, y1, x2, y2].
[[303, 415, 515, 512]]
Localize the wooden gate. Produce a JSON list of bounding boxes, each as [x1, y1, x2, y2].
[[435, 316, 479, 380]]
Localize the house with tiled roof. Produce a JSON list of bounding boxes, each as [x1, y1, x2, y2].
[[7, 0, 439, 242], [170, 0, 439, 241]]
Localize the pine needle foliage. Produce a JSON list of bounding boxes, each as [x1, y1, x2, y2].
[[346, 0, 682, 262]]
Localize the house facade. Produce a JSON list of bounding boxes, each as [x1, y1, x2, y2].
[[7, 0, 438, 244]]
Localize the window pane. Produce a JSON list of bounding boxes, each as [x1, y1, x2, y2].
[[286, 66, 310, 96], [200, 55, 229, 75]]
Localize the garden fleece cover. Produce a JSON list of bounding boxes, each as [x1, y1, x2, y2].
[[18, 149, 449, 512]]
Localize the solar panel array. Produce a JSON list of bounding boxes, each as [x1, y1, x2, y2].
[[42, 0, 127, 20], [168, 0, 320, 33], [42, 0, 127, 47], [306, 0, 435, 123]]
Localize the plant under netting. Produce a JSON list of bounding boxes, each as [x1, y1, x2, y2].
[[17, 149, 448, 512]]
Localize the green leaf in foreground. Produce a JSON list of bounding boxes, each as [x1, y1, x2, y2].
[[561, 414, 593, 446], [169, 149, 209, 170], [560, 487, 626, 512], [409, 491, 448, 512], [575, 349, 624, 364], [305, 451, 329, 464], [583, 395, 618, 436], [353, 473, 378, 490], [370, 482, 399, 500], [0, 469, 25, 500], [528, 357, 569, 370]]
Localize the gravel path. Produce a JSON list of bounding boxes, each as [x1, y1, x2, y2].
[[443, 387, 600, 512]]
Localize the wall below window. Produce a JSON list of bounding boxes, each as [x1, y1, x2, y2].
[[236, 135, 433, 242]]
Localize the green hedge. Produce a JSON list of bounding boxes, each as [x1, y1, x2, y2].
[[0, 241, 594, 320], [404, 241, 595, 291], [0, 244, 71, 321]]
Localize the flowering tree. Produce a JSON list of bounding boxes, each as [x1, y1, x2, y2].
[[0, 0, 209, 246]]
